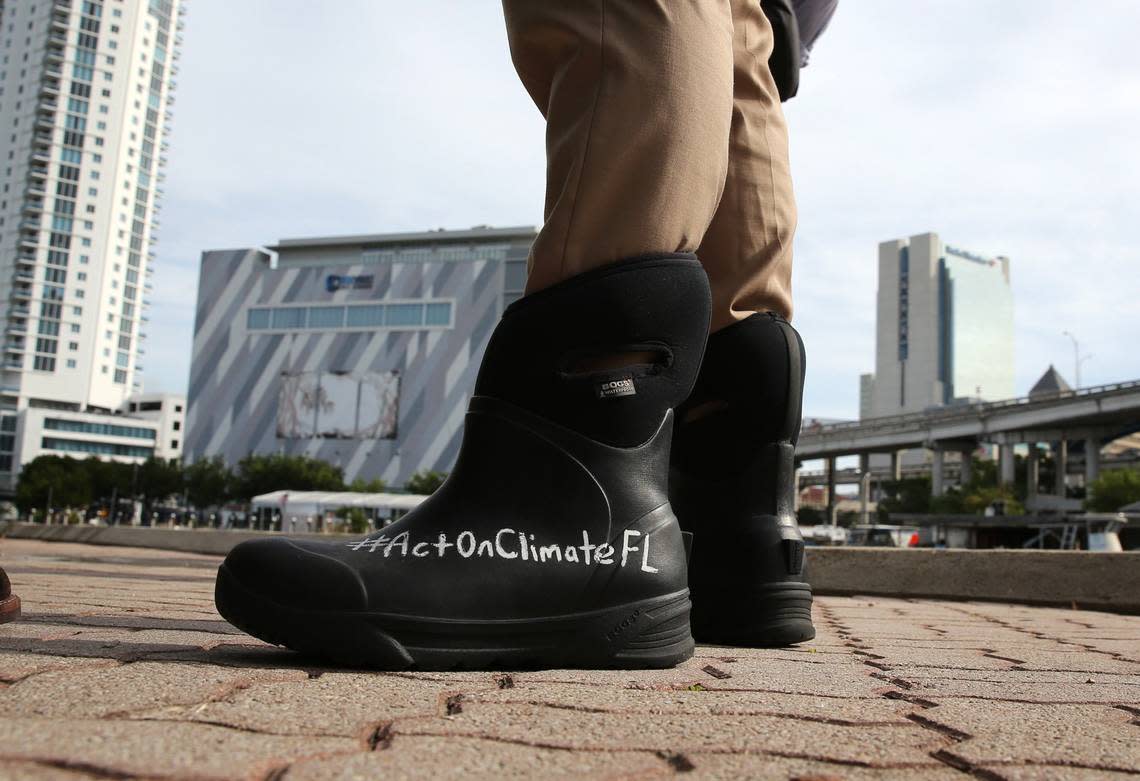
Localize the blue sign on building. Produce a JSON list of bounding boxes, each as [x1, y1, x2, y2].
[[326, 274, 374, 293]]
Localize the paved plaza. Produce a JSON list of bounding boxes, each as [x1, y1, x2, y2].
[[0, 538, 1137, 780]]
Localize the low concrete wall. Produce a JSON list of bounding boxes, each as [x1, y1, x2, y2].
[[4, 523, 1138, 613], [807, 547, 1140, 613], [2, 522, 345, 558]]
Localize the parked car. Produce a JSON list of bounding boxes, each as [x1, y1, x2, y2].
[[847, 524, 921, 547]]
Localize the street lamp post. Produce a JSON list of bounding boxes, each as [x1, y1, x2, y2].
[[1061, 331, 1093, 389]]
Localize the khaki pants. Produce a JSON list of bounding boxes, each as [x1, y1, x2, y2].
[[504, 0, 796, 329]]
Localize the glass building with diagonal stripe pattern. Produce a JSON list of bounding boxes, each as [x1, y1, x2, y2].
[[185, 226, 536, 486]]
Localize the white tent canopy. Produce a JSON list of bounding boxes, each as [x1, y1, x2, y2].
[[251, 490, 428, 518]]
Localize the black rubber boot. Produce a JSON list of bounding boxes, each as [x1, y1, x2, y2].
[[215, 255, 711, 670], [670, 312, 815, 646], [0, 566, 19, 624]]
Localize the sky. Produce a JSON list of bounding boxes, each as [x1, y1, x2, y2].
[[146, 0, 1140, 420]]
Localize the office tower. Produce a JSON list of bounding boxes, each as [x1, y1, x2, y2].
[[861, 232, 1014, 418], [0, 0, 184, 481]]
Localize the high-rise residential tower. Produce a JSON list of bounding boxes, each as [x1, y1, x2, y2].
[[860, 232, 1014, 419], [0, 0, 184, 480]]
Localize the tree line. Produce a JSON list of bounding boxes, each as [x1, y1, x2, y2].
[[14, 452, 448, 516]]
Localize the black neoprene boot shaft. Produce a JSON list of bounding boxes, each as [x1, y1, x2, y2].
[[670, 312, 815, 646], [215, 255, 711, 669]]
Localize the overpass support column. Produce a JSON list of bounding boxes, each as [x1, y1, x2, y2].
[[1027, 444, 1040, 502], [931, 445, 945, 497], [890, 451, 902, 481], [959, 445, 974, 486], [1085, 436, 1100, 488], [1055, 438, 1068, 497], [999, 444, 1015, 486], [826, 456, 837, 526], [859, 453, 870, 524]]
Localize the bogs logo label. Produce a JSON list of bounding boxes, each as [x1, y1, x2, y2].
[[596, 377, 636, 399]]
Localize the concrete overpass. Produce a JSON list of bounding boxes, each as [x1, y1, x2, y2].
[[797, 379, 1140, 521]]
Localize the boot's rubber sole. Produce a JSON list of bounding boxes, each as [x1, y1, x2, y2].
[[0, 593, 19, 624], [691, 581, 814, 647], [215, 564, 695, 670]]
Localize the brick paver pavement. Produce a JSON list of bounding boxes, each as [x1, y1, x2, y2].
[[0, 538, 1137, 780]]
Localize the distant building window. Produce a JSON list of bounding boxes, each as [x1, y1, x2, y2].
[[271, 307, 306, 329], [44, 418, 156, 440], [42, 436, 153, 458], [171, 439, 178, 450], [247, 309, 271, 330], [424, 302, 451, 326], [246, 301, 453, 333], [385, 303, 423, 327], [345, 305, 385, 328], [307, 306, 345, 329]]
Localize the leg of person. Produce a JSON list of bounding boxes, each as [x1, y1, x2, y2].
[[213, 1, 736, 670], [0, 566, 20, 623], [506, 0, 734, 291], [669, 0, 815, 646]]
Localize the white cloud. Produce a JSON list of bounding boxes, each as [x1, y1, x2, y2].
[[147, 0, 1140, 422]]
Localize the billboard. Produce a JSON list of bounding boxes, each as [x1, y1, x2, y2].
[[277, 370, 400, 440]]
